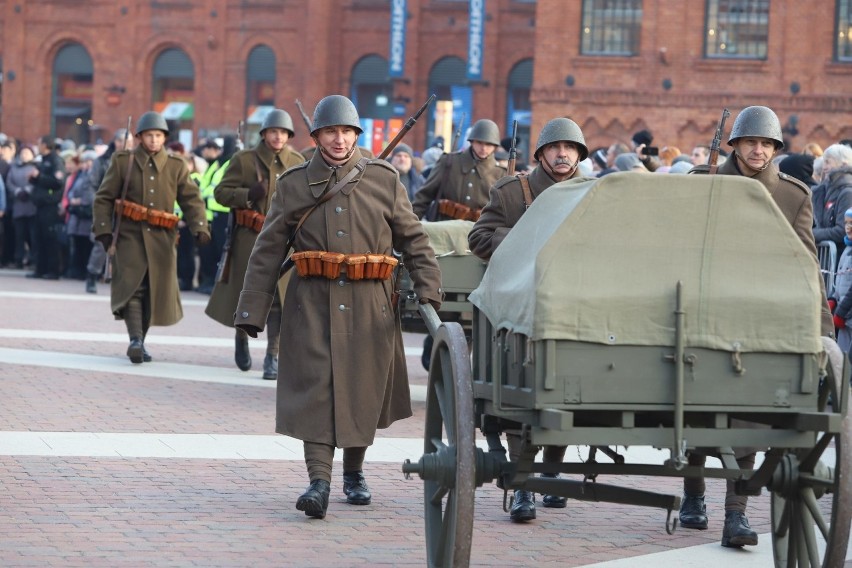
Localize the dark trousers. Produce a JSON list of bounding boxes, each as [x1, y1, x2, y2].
[[197, 213, 227, 288], [34, 209, 60, 277], [176, 223, 197, 290], [69, 235, 93, 280], [1, 212, 14, 266], [14, 216, 37, 266]]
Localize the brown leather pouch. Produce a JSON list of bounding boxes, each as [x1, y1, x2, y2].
[[345, 254, 366, 280], [321, 252, 345, 279]]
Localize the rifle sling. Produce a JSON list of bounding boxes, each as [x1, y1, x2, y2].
[[519, 175, 534, 208]]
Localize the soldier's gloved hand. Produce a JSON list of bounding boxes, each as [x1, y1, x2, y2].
[[833, 314, 846, 329], [247, 182, 266, 204], [235, 324, 261, 339], [95, 234, 112, 251], [194, 232, 211, 247]]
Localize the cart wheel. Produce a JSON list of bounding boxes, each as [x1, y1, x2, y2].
[[422, 321, 476, 568], [770, 413, 852, 566]]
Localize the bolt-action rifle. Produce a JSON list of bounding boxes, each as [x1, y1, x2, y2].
[[277, 94, 436, 277], [104, 116, 133, 283], [215, 121, 245, 284], [507, 120, 519, 176], [708, 108, 730, 175], [295, 99, 313, 132], [450, 112, 466, 154]]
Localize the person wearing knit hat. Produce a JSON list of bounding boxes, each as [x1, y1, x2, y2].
[[828, 207, 852, 352], [812, 143, 852, 250], [630, 128, 661, 171], [778, 153, 816, 187], [614, 152, 647, 172], [389, 143, 424, 201]]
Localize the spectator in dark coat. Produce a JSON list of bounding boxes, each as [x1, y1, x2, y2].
[[778, 153, 817, 188], [389, 143, 424, 202], [811, 143, 852, 249]]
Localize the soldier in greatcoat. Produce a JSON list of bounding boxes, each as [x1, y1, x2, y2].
[[93, 111, 209, 364], [204, 109, 305, 379], [410, 118, 506, 221], [234, 95, 442, 519], [679, 105, 834, 549], [469, 117, 590, 523]]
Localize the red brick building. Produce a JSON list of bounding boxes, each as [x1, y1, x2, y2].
[[0, 0, 850, 159]]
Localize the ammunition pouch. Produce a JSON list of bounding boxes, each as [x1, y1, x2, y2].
[[291, 251, 398, 281], [115, 199, 180, 230], [235, 208, 266, 233], [437, 198, 481, 221]]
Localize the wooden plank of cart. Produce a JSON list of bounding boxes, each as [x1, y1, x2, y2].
[[398, 172, 852, 568]]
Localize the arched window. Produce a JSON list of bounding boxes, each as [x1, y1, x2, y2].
[[506, 58, 533, 164], [350, 55, 393, 154], [245, 45, 276, 144], [52, 43, 93, 143], [152, 48, 195, 140], [426, 56, 468, 152]]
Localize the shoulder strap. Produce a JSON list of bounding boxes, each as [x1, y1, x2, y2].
[[254, 153, 264, 184], [519, 175, 533, 208], [436, 153, 453, 204], [108, 153, 135, 253]]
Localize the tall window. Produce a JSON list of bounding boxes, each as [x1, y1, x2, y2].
[[837, 0, 852, 61], [506, 59, 532, 163], [244, 45, 276, 145], [52, 43, 94, 143], [580, 0, 642, 56], [704, 0, 769, 59], [351, 55, 392, 120], [152, 48, 195, 140]]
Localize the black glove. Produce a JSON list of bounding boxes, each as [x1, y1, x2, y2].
[[247, 181, 267, 204], [235, 324, 261, 339], [95, 234, 112, 251], [194, 232, 211, 247], [15, 189, 30, 202]]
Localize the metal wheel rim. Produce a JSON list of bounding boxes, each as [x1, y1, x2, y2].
[[422, 322, 476, 568]]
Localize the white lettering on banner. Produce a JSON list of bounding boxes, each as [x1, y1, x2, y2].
[[468, 0, 484, 79], [389, 0, 407, 76]]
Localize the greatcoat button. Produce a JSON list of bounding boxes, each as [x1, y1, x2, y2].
[[336, 230, 344, 237], [335, 206, 343, 214], [465, 195, 471, 201], [338, 280, 345, 287], [241, 311, 249, 318], [338, 304, 346, 311]]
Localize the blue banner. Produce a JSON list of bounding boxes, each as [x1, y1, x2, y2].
[[389, 0, 407, 78], [467, 0, 485, 80]]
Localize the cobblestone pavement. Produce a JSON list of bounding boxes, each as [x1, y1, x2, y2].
[[1, 269, 848, 567]]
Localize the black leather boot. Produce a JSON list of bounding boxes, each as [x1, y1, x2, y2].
[[141, 343, 152, 363], [510, 490, 536, 522], [721, 510, 758, 547], [126, 338, 144, 364], [262, 353, 278, 380], [85, 273, 97, 294], [296, 479, 330, 519], [541, 473, 567, 508], [679, 493, 708, 529], [235, 333, 252, 371], [342, 471, 372, 505]]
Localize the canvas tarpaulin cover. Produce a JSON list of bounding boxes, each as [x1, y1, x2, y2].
[[469, 172, 823, 354]]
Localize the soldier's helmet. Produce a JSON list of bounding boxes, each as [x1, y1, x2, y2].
[[311, 95, 362, 136], [135, 111, 169, 135], [534, 118, 589, 161], [728, 106, 784, 150], [467, 119, 501, 146], [261, 109, 295, 138]]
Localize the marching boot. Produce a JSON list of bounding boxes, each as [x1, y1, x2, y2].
[[342, 471, 372, 505], [541, 473, 567, 508], [126, 338, 144, 364], [262, 353, 278, 380], [510, 490, 536, 522], [235, 331, 252, 371], [141, 343, 152, 363], [85, 273, 97, 294], [296, 479, 330, 519], [679, 493, 708, 529], [721, 510, 758, 547]]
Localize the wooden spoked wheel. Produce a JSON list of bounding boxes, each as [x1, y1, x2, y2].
[[422, 322, 476, 568]]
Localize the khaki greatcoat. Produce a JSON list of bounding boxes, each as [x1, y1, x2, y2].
[[204, 142, 305, 326], [93, 145, 208, 326], [235, 148, 442, 447], [411, 148, 506, 220], [468, 166, 586, 260]]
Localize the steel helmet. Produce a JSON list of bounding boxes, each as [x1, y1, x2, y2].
[[467, 119, 501, 146], [311, 95, 362, 136], [135, 111, 169, 135], [727, 106, 784, 150], [534, 118, 588, 161], [260, 109, 295, 138]]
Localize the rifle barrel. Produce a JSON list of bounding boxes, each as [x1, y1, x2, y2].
[[378, 94, 436, 160]]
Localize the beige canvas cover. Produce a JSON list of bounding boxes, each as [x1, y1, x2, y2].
[[423, 220, 475, 256], [469, 172, 823, 354]]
